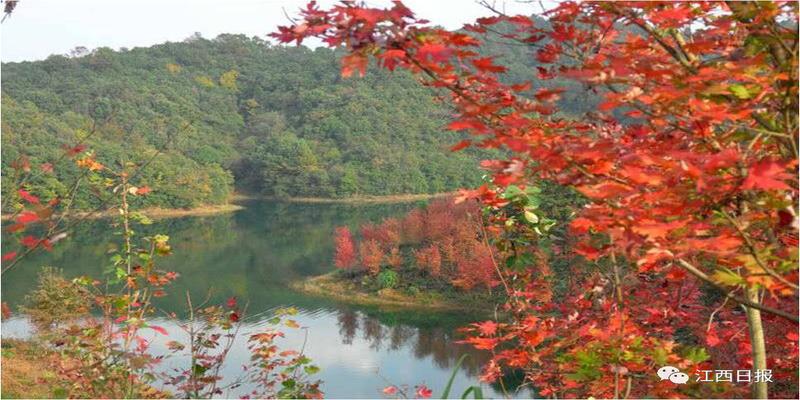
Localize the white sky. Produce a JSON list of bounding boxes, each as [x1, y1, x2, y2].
[[0, 0, 542, 62]]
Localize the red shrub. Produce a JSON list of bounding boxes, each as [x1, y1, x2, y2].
[[338, 196, 494, 286], [334, 226, 357, 270], [361, 218, 401, 249], [423, 198, 480, 241], [360, 223, 380, 243], [452, 242, 498, 290], [414, 244, 442, 277], [387, 247, 403, 269], [424, 199, 456, 240], [401, 209, 425, 244], [358, 240, 383, 275], [439, 237, 457, 264]]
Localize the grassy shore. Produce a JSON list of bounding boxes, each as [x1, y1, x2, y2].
[[234, 192, 454, 204], [108, 203, 243, 219], [1, 203, 243, 222], [290, 271, 500, 314], [3, 193, 450, 221], [1, 339, 58, 398], [1, 339, 168, 399]]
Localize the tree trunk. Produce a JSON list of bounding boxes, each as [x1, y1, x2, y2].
[[745, 287, 768, 399]]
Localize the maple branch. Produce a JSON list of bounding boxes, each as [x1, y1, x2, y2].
[[2, 121, 191, 275], [676, 258, 798, 322], [1, 110, 115, 213], [719, 210, 799, 292], [621, 12, 698, 74], [707, 295, 732, 332], [1, 175, 85, 275], [571, 162, 630, 186], [477, 209, 513, 299], [741, 125, 792, 139], [668, 29, 698, 64]]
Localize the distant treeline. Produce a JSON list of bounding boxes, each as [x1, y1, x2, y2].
[[1, 28, 598, 209]]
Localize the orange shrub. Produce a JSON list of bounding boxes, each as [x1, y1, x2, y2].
[[334, 226, 357, 270], [358, 240, 383, 275]]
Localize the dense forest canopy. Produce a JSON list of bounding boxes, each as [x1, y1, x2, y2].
[[1, 27, 597, 210]]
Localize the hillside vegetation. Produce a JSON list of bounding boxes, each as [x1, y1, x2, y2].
[[1, 30, 596, 209]]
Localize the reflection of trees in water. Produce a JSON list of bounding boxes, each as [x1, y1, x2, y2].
[[335, 309, 490, 376], [337, 309, 359, 345], [2, 200, 421, 310], [388, 324, 415, 351], [362, 316, 384, 350]]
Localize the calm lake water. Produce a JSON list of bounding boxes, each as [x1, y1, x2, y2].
[[1, 200, 512, 398]]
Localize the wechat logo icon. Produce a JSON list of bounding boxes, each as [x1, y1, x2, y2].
[[657, 366, 689, 384]]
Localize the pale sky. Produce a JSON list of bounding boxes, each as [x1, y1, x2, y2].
[[0, 0, 541, 62]]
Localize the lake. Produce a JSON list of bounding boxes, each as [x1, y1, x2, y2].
[[1, 200, 511, 398]]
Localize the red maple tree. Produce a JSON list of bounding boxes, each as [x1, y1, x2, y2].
[[279, 1, 798, 398], [334, 226, 357, 270]]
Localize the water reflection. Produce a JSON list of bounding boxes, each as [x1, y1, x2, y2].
[[1, 199, 423, 311], [334, 308, 490, 375], [2, 200, 507, 398], [1, 305, 501, 398]]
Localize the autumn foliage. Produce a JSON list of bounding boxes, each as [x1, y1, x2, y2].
[[280, 1, 798, 398], [334, 197, 499, 290], [333, 226, 357, 269]]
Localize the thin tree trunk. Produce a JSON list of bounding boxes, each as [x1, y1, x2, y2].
[[745, 286, 768, 399]]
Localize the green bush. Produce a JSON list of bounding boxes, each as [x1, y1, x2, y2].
[[22, 267, 92, 332], [406, 285, 421, 296], [377, 270, 399, 289]]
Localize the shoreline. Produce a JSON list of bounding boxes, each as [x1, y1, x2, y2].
[[2, 192, 453, 221], [1, 203, 244, 221], [234, 192, 454, 204], [290, 272, 497, 314]]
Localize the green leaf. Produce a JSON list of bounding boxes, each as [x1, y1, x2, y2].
[[506, 253, 534, 271], [112, 297, 127, 310], [281, 379, 296, 389], [304, 365, 320, 375], [524, 197, 540, 209], [525, 186, 541, 195], [461, 386, 483, 399], [728, 84, 751, 99], [115, 266, 127, 281], [110, 254, 123, 265], [683, 346, 710, 363], [712, 267, 745, 287], [540, 218, 557, 231], [441, 354, 469, 399], [192, 363, 209, 376], [652, 347, 668, 365], [72, 276, 92, 286], [131, 212, 153, 225], [502, 185, 523, 199]]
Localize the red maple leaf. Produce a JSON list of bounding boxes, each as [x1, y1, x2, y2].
[[149, 325, 168, 335], [20, 235, 39, 249], [415, 385, 433, 399], [472, 57, 507, 73], [18, 189, 40, 204], [382, 386, 398, 395], [341, 53, 368, 78], [15, 211, 39, 225], [741, 160, 793, 191]]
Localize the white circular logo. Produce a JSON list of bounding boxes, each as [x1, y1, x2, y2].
[[657, 366, 687, 384]]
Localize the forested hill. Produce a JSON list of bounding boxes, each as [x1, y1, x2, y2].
[[1, 33, 597, 209]]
